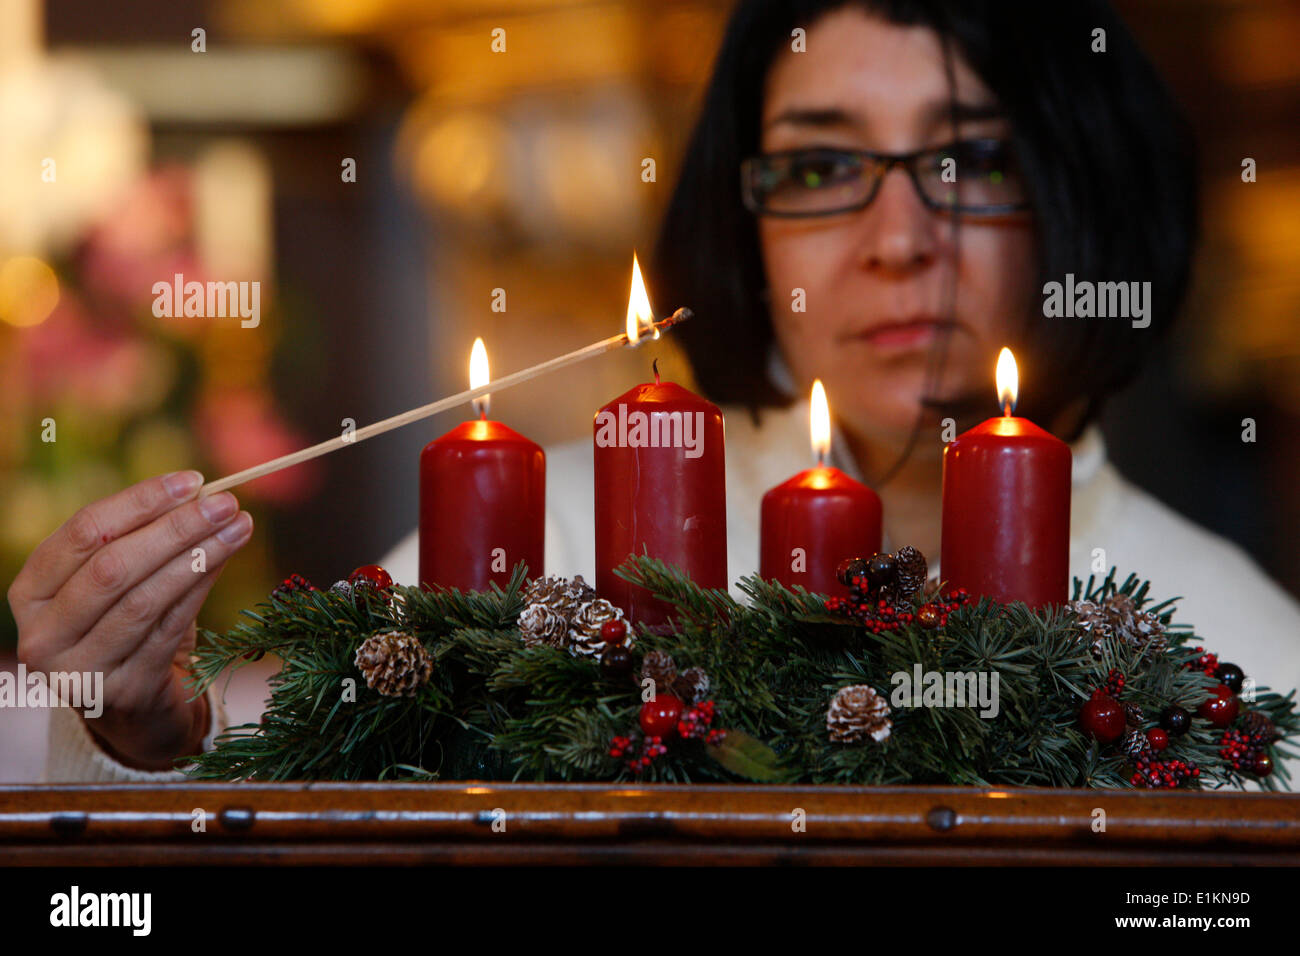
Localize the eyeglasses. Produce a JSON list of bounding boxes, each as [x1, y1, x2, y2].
[[740, 139, 1031, 218]]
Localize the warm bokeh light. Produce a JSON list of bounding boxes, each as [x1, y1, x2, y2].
[[470, 336, 490, 418], [0, 256, 59, 327], [625, 252, 653, 343], [810, 378, 831, 464], [996, 347, 1019, 416]]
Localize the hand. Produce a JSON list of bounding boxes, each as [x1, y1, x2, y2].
[[8, 472, 253, 770]]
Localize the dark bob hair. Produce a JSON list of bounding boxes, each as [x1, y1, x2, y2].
[[650, 0, 1198, 436]]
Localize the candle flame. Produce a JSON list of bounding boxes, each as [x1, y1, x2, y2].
[[810, 379, 831, 464], [625, 252, 654, 344], [470, 336, 490, 418], [996, 347, 1018, 416]]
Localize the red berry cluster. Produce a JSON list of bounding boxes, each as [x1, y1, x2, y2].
[[1096, 669, 1125, 699], [677, 700, 724, 744], [1129, 756, 1199, 789], [271, 573, 314, 600], [607, 733, 668, 774], [825, 586, 970, 633], [1219, 729, 1255, 771], [1218, 728, 1274, 776], [1186, 647, 1219, 677]]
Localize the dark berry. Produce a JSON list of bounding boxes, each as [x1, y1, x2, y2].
[[1214, 662, 1244, 695], [866, 552, 897, 587], [1160, 706, 1191, 737], [836, 557, 869, 588], [600, 645, 634, 678]]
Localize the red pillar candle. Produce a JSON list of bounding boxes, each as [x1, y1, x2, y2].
[[760, 380, 881, 596], [940, 348, 1071, 608], [419, 339, 545, 591], [593, 258, 727, 625]]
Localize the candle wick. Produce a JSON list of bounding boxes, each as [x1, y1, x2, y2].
[[816, 449, 826, 469], [1002, 401, 1012, 418], [652, 356, 660, 385]]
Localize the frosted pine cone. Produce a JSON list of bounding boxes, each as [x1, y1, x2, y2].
[[354, 631, 433, 697], [518, 602, 569, 648], [567, 598, 626, 657], [827, 684, 891, 744], [522, 574, 594, 619], [671, 666, 710, 705], [1069, 599, 1114, 655], [1105, 595, 1168, 657], [893, 546, 928, 598], [565, 574, 597, 604], [1123, 728, 1152, 761], [1124, 702, 1146, 727], [640, 650, 678, 695]]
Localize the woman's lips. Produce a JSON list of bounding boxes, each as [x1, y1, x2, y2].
[[852, 319, 955, 352]]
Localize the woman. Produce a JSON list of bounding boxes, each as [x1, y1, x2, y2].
[[16, 0, 1300, 780]]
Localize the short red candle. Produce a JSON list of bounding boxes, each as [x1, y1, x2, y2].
[[940, 350, 1070, 607], [760, 465, 882, 596], [419, 417, 545, 592], [593, 379, 727, 625], [760, 382, 881, 595]]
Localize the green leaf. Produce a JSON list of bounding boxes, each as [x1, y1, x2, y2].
[[706, 730, 787, 782]]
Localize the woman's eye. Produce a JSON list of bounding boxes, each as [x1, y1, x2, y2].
[[788, 154, 856, 188], [952, 140, 1014, 177]]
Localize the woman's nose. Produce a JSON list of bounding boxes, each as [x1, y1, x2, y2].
[[855, 166, 939, 273]]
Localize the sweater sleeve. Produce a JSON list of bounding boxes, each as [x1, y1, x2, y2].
[[44, 689, 229, 783]]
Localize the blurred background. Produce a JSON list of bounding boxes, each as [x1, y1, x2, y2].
[[1, 0, 1298, 660]]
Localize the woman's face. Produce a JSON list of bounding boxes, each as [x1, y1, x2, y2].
[[758, 8, 1038, 447]]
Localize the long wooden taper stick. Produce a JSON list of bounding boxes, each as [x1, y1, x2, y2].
[[198, 308, 693, 497]]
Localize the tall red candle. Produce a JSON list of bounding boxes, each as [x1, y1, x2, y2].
[[760, 380, 881, 596], [594, 375, 727, 625], [593, 258, 726, 625], [419, 340, 545, 591], [940, 348, 1071, 607]]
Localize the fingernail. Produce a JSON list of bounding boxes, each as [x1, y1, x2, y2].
[[200, 492, 237, 524], [163, 470, 203, 499], [217, 511, 252, 544]]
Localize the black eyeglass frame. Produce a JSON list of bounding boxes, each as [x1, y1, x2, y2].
[[740, 140, 1034, 219]]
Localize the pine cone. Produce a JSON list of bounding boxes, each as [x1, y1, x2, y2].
[[640, 649, 678, 695], [567, 598, 626, 657], [1068, 599, 1113, 655], [1104, 594, 1168, 657], [893, 546, 928, 598], [1241, 710, 1282, 743], [518, 602, 568, 648], [1124, 702, 1146, 727], [826, 684, 891, 744], [354, 631, 433, 697], [1123, 728, 1152, 760], [521, 574, 595, 619], [670, 666, 710, 705]]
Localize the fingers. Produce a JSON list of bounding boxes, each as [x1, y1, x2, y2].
[[34, 498, 250, 659], [13, 471, 204, 606], [115, 557, 234, 695], [80, 512, 252, 674]]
